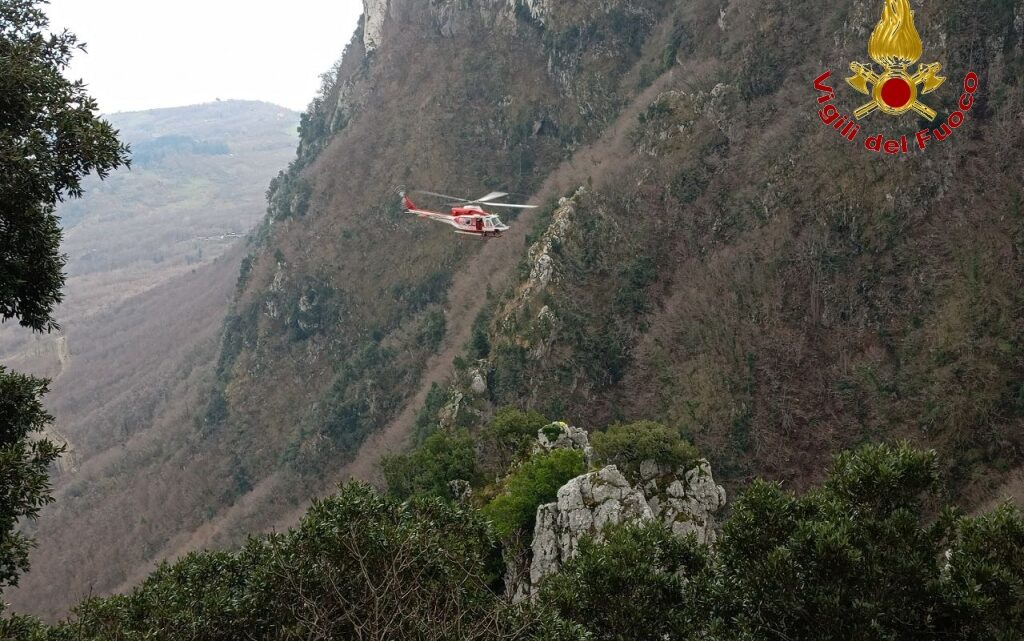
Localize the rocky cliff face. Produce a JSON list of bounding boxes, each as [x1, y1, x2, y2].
[[530, 465, 652, 589], [512, 426, 726, 598], [639, 458, 727, 541], [529, 460, 725, 590], [362, 0, 540, 52], [533, 421, 593, 462], [362, 0, 388, 52], [360, 0, 665, 126]]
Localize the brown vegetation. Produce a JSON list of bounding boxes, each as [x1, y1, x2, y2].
[[10, 0, 1024, 621]]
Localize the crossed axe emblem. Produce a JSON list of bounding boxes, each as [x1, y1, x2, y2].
[[846, 61, 945, 120]]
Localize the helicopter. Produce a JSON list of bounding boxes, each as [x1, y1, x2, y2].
[[400, 189, 536, 238]]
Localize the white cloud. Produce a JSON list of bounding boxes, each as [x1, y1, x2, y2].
[[45, 0, 364, 114]]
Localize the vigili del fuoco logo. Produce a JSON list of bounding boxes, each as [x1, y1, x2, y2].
[[813, 0, 979, 154]]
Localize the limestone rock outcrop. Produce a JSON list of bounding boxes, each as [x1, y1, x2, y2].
[[362, 0, 389, 52], [519, 191, 577, 301], [533, 421, 593, 463], [363, 0, 543, 52], [448, 479, 473, 504], [530, 465, 652, 588], [639, 459, 727, 543], [495, 190, 580, 361], [523, 456, 726, 595], [437, 389, 464, 428], [469, 365, 488, 395]]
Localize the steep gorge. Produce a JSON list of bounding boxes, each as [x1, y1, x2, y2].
[[14, 0, 1024, 620], [15, 0, 677, 618]]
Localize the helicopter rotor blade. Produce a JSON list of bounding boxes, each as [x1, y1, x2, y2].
[[412, 189, 534, 209], [470, 191, 510, 204], [412, 189, 472, 202], [480, 202, 538, 209]]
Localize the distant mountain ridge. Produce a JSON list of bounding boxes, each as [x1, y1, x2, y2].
[[6, 100, 297, 330]]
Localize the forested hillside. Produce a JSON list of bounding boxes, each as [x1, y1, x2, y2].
[[10, 423, 1024, 639], [421, 0, 1024, 498], [10, 0, 1024, 623]]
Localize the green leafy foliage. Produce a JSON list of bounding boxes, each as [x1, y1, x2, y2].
[[470, 307, 493, 359], [413, 382, 448, 442], [0, 0, 130, 332], [20, 483, 584, 640], [944, 503, 1024, 638], [709, 443, 1024, 640], [541, 423, 564, 442], [591, 421, 698, 475], [614, 255, 657, 314], [660, 17, 691, 71], [382, 429, 477, 500], [314, 342, 406, 456], [477, 407, 550, 470], [393, 407, 551, 499], [403, 271, 453, 314], [202, 388, 229, 428], [416, 308, 446, 350], [492, 344, 530, 400], [0, 368, 63, 592], [482, 449, 584, 539], [0, 0, 122, 602], [538, 521, 710, 641]]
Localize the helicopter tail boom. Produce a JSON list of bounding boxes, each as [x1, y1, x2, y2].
[[400, 191, 417, 211]]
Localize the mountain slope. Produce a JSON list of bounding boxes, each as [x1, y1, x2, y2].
[[13, 0, 1024, 620], [174, 0, 677, 546], [439, 0, 1024, 497], [1, 100, 298, 351], [13, 0, 683, 618]]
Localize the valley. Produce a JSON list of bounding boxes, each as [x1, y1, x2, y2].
[[1, 100, 298, 617]]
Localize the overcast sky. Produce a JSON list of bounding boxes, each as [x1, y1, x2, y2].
[[45, 0, 364, 114]]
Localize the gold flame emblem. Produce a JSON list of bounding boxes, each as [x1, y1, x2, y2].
[[847, 0, 945, 120]]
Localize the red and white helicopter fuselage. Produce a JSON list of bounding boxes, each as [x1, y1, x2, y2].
[[401, 190, 533, 238]]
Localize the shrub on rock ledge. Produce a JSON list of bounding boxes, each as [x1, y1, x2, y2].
[[483, 449, 585, 539], [591, 420, 698, 476]]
